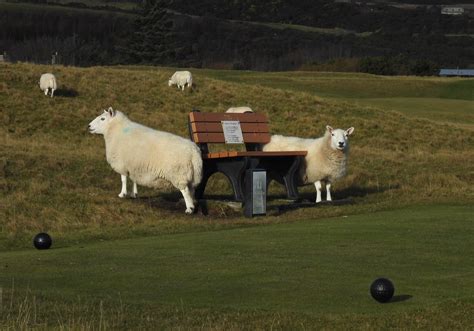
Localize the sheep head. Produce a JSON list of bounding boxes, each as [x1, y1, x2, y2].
[[88, 107, 117, 135], [326, 125, 354, 151]]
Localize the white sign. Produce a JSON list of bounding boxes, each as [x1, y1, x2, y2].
[[252, 171, 267, 215], [221, 121, 244, 144]]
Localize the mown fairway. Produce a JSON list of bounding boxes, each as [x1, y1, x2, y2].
[[1, 63, 473, 329], [1, 205, 473, 329]]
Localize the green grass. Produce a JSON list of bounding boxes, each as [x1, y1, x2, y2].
[[1, 63, 473, 328], [200, 70, 474, 126], [1, 205, 473, 329]]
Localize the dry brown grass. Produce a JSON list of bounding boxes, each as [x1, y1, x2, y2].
[[1, 63, 473, 249]]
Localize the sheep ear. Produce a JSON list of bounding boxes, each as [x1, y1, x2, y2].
[[346, 127, 354, 136], [326, 125, 333, 133], [108, 107, 116, 117]]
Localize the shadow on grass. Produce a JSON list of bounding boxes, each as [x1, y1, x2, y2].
[[129, 184, 396, 217], [55, 87, 79, 97], [133, 193, 242, 217], [389, 295, 413, 303], [337, 184, 399, 199], [284, 184, 399, 203]]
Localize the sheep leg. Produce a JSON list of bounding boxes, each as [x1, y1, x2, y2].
[[131, 181, 138, 198], [180, 186, 195, 214], [315, 181, 322, 203], [118, 175, 127, 198], [50, 88, 55, 98], [326, 183, 332, 201], [44, 89, 49, 96]]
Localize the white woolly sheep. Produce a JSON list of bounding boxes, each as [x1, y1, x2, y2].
[[88, 107, 203, 214], [39, 73, 57, 97], [168, 71, 193, 91], [226, 106, 254, 113], [263, 125, 354, 203]]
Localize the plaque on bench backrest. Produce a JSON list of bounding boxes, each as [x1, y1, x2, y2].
[[221, 121, 244, 144]]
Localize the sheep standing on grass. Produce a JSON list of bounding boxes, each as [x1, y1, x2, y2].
[[168, 71, 193, 91], [263, 125, 354, 203], [226, 107, 253, 113], [39, 73, 57, 97], [88, 107, 203, 214]]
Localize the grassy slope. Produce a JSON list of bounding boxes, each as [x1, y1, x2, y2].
[[1, 205, 473, 329], [200, 70, 474, 127], [1, 63, 473, 247]]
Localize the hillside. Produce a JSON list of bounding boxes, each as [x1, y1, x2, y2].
[[1, 63, 473, 249], [1, 0, 473, 69]]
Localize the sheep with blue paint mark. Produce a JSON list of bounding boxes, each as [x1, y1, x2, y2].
[[88, 107, 202, 214]]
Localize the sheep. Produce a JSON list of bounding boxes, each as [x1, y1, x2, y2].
[[168, 71, 193, 91], [263, 125, 354, 203], [39, 73, 57, 97], [88, 107, 203, 214], [226, 107, 254, 113]]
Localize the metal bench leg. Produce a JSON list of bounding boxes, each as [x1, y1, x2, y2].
[[283, 156, 302, 200], [216, 157, 249, 202], [195, 174, 210, 199]]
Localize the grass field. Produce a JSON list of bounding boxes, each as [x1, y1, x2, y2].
[[1, 205, 473, 329], [1, 63, 473, 329]]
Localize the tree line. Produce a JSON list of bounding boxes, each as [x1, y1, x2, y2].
[[1, 0, 472, 74]]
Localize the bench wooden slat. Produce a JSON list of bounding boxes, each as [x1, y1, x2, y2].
[[203, 151, 307, 159], [192, 132, 271, 144], [191, 122, 270, 133], [190, 112, 268, 123]]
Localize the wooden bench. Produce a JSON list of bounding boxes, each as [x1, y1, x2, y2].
[[188, 111, 307, 202]]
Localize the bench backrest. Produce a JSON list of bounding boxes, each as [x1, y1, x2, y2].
[[188, 111, 270, 153]]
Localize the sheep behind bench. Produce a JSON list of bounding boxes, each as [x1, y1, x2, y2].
[[263, 125, 354, 203]]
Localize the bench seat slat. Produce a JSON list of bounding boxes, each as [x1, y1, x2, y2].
[[203, 151, 307, 159]]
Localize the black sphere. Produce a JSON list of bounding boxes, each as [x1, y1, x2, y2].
[[33, 233, 52, 250], [370, 278, 394, 303]]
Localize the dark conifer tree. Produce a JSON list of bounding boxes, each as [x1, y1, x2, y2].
[[129, 0, 178, 65]]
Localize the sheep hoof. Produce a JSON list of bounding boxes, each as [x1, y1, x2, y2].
[[130, 193, 137, 199], [118, 193, 126, 198], [185, 207, 194, 214], [315, 199, 322, 203]]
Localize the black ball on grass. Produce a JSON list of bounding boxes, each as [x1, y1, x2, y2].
[[33, 233, 52, 250], [370, 278, 394, 303]]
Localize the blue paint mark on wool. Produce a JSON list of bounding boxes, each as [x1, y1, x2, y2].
[[122, 127, 132, 134]]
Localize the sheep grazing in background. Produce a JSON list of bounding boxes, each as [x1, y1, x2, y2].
[[88, 107, 203, 214], [226, 106, 254, 113], [39, 73, 57, 97], [168, 71, 193, 91], [263, 125, 354, 203]]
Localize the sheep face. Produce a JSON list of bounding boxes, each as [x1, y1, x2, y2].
[[168, 79, 173, 86], [326, 126, 354, 151], [88, 107, 116, 135]]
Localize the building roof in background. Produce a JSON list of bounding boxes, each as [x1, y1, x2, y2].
[[439, 69, 474, 77]]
